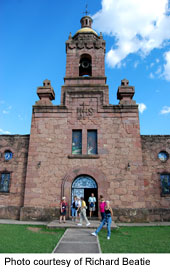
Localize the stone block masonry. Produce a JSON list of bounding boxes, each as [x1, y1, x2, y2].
[[0, 135, 29, 219]]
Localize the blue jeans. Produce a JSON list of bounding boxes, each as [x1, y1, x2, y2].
[[71, 208, 77, 217], [95, 214, 112, 237], [100, 212, 105, 221]]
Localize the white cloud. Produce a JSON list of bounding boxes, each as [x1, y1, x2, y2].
[[160, 106, 170, 114], [0, 128, 11, 134], [2, 110, 9, 114], [134, 61, 139, 68], [162, 51, 170, 80], [149, 72, 155, 79], [2, 106, 12, 115], [92, 0, 170, 68], [138, 103, 147, 113], [155, 66, 162, 75]]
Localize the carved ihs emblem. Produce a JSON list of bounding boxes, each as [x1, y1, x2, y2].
[[77, 102, 94, 120]]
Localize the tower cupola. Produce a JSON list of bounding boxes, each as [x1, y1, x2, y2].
[[80, 15, 93, 28], [74, 14, 98, 36]]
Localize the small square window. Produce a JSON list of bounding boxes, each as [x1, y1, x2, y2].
[[72, 130, 82, 154], [87, 130, 97, 155], [0, 173, 10, 193]]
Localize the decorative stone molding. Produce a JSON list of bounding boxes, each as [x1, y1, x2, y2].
[[117, 79, 136, 105], [68, 154, 100, 159], [36, 79, 55, 105]]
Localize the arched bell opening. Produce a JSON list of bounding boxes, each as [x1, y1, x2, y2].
[[79, 54, 92, 77]]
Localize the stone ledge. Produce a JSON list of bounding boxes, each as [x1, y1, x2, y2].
[[113, 208, 170, 223], [1, 207, 170, 222], [20, 207, 61, 221], [0, 206, 20, 220], [33, 105, 69, 113], [64, 76, 107, 81], [160, 195, 170, 199], [68, 154, 100, 159]]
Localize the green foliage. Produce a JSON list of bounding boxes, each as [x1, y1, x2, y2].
[[0, 224, 65, 253], [98, 226, 170, 253]]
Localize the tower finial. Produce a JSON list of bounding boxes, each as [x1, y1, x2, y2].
[[83, 4, 89, 16]]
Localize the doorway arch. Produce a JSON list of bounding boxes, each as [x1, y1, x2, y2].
[[72, 175, 98, 216], [61, 166, 109, 217]]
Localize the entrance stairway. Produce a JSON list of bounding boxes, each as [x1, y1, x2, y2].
[[47, 219, 118, 229]]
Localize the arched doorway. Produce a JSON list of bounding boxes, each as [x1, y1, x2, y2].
[[72, 175, 98, 217]]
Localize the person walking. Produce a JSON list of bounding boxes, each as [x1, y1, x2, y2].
[[77, 197, 90, 226], [88, 193, 96, 218], [76, 197, 81, 220], [91, 200, 113, 239], [99, 195, 106, 221]]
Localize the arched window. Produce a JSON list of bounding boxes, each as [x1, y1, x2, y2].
[[72, 175, 97, 189], [79, 54, 92, 77]]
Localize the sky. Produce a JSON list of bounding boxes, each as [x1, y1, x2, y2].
[[0, 0, 170, 135]]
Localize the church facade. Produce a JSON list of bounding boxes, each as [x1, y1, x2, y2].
[[0, 16, 170, 222]]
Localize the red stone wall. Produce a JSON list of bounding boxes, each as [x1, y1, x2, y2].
[[21, 90, 145, 221], [1, 110, 170, 222], [0, 135, 29, 219], [141, 135, 170, 220]]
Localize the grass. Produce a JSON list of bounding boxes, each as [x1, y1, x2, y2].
[[0, 224, 65, 253], [1, 224, 170, 253], [98, 226, 170, 253]]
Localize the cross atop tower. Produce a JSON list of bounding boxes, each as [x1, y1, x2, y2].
[[83, 4, 89, 16]]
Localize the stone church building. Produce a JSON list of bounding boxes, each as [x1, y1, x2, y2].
[[0, 15, 170, 222]]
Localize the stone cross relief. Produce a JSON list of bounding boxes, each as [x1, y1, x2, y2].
[[77, 102, 95, 120]]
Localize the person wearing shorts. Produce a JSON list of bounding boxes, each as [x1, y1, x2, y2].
[[71, 196, 78, 222], [88, 193, 96, 218], [59, 197, 67, 223]]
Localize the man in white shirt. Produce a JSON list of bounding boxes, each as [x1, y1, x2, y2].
[[88, 193, 96, 218]]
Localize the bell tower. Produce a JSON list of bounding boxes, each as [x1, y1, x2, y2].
[[61, 15, 109, 106]]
